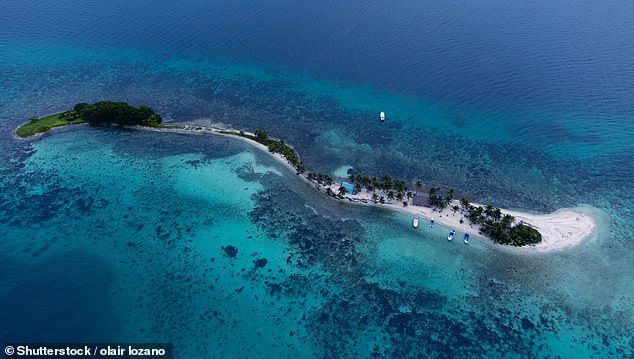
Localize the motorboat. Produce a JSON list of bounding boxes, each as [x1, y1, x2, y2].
[[448, 230, 455, 241], [463, 233, 470, 244], [380, 111, 385, 122], [412, 217, 419, 228]]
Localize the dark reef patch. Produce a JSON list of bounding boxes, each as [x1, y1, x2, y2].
[[222, 245, 238, 258], [254, 258, 268, 268]]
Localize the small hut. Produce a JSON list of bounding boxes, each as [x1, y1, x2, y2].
[[341, 182, 355, 194], [412, 192, 429, 207]]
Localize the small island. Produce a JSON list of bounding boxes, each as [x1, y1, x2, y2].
[[16, 102, 597, 250], [16, 101, 163, 138]]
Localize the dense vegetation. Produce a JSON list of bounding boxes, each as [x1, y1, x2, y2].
[[428, 187, 455, 209], [16, 101, 162, 138], [346, 173, 415, 205], [15, 112, 85, 138], [464, 203, 542, 246], [75, 101, 162, 127], [346, 171, 541, 245], [223, 129, 305, 173]]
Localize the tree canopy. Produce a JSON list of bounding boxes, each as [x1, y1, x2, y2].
[[76, 101, 162, 127]]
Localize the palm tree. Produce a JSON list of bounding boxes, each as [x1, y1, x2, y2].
[[254, 129, 269, 143], [460, 198, 470, 210], [492, 208, 502, 221], [415, 181, 422, 191], [381, 175, 392, 191], [387, 191, 395, 200], [362, 175, 370, 187], [372, 193, 379, 203], [485, 204, 495, 217], [447, 189, 455, 202], [452, 205, 460, 216], [394, 180, 406, 193], [338, 186, 347, 197]]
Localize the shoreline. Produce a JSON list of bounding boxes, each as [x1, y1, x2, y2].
[[319, 183, 598, 253], [144, 124, 599, 253], [19, 121, 601, 253]]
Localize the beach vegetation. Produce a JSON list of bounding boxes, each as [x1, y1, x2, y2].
[[78, 101, 162, 127], [447, 189, 455, 202], [16, 111, 85, 138], [254, 129, 269, 142], [466, 204, 542, 246], [18, 101, 163, 138], [228, 129, 305, 174], [460, 198, 470, 209]]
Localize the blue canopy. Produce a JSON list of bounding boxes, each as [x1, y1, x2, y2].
[[341, 182, 355, 194]]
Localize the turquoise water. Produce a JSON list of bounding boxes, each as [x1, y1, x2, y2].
[[2, 0, 634, 357]]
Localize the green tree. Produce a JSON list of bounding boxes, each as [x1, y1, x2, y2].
[[381, 175, 393, 191], [73, 102, 90, 112], [447, 189, 455, 202], [460, 198, 470, 209], [452, 205, 460, 216], [78, 101, 161, 127], [254, 129, 269, 143], [492, 208, 502, 221]]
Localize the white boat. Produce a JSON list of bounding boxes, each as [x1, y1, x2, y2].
[[412, 217, 419, 228], [380, 111, 385, 121], [448, 230, 455, 241]]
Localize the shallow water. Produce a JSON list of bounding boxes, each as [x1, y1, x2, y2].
[[1, 0, 634, 357]]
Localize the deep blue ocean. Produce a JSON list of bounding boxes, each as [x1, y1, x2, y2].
[[1, 0, 633, 357]]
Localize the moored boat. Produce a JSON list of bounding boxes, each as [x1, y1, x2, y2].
[[448, 230, 455, 241], [412, 217, 419, 228], [380, 111, 385, 121], [463, 233, 470, 244]]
